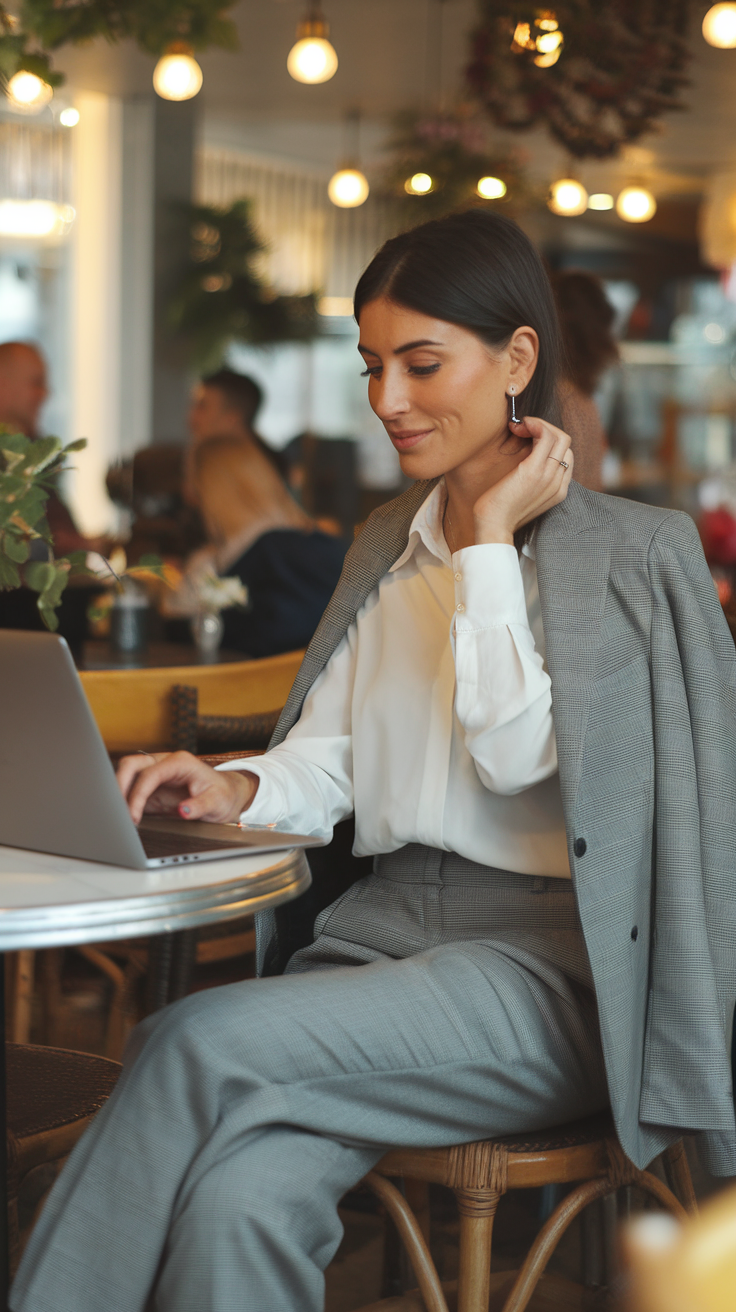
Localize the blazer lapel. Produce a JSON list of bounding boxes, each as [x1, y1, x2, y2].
[[272, 478, 439, 746], [536, 481, 614, 814]]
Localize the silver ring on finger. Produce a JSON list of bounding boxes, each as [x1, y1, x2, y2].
[[547, 455, 570, 469]]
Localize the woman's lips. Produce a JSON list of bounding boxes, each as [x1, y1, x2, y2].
[[388, 429, 432, 450]]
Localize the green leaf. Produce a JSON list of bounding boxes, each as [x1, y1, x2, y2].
[[24, 561, 56, 594], [0, 556, 20, 589], [63, 439, 88, 453], [3, 535, 29, 564], [37, 603, 59, 632]]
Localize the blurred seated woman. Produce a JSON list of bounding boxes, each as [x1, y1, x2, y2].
[[163, 435, 348, 658]]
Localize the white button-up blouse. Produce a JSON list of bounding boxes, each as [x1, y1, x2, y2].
[[218, 482, 571, 878]]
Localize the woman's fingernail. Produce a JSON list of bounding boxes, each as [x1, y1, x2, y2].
[[180, 804, 191, 817]]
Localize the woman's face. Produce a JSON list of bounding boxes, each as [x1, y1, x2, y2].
[[358, 297, 538, 482]]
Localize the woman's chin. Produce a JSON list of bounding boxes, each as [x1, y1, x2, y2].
[[396, 444, 449, 482]]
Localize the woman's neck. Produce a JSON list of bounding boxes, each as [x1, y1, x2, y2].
[[443, 432, 529, 551]]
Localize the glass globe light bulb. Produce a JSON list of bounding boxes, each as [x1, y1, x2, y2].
[[548, 178, 588, 216], [153, 47, 203, 101], [476, 176, 507, 199], [616, 186, 656, 223], [404, 173, 433, 195], [328, 168, 369, 208], [287, 36, 338, 83], [587, 193, 614, 210], [702, 3, 736, 47], [6, 71, 53, 112], [59, 107, 80, 127]]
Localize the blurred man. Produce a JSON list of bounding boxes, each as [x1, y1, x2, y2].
[[184, 369, 275, 507], [0, 341, 88, 554]]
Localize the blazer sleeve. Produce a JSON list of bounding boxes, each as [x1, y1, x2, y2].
[[639, 510, 736, 1149]]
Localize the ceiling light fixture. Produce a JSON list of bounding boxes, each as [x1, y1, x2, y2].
[[6, 71, 53, 113], [587, 192, 614, 210], [153, 43, 203, 101], [616, 185, 657, 223], [328, 168, 369, 208], [404, 172, 433, 195], [511, 12, 563, 66], [59, 107, 80, 127], [0, 200, 75, 239], [288, 5, 338, 84], [548, 178, 588, 216], [476, 175, 507, 199], [702, 3, 736, 47]]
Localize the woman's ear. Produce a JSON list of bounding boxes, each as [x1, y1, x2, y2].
[[507, 327, 539, 394]]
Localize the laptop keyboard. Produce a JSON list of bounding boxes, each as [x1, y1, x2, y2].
[[139, 828, 247, 859]]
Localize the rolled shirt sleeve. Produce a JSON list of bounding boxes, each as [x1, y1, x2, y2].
[[451, 543, 558, 795], [215, 631, 356, 840]]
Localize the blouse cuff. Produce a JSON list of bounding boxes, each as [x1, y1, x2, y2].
[[451, 543, 529, 633]]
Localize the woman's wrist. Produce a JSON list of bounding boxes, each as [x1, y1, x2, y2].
[[231, 770, 259, 819], [473, 516, 515, 546]]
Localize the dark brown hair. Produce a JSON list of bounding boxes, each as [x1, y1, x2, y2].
[[353, 209, 562, 426], [551, 271, 618, 396]]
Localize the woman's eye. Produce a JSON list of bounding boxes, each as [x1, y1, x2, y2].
[[360, 367, 381, 378], [409, 363, 440, 376]]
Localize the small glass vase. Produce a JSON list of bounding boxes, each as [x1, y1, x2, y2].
[[190, 609, 224, 660]]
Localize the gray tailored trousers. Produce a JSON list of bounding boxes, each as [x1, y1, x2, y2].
[[11, 847, 608, 1312]]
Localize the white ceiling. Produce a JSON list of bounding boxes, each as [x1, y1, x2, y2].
[[51, 0, 736, 194]]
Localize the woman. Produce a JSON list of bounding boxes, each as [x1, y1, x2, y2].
[[552, 270, 619, 492], [13, 212, 736, 1312], [165, 435, 348, 658]]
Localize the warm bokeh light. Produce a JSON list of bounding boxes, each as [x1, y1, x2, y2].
[[534, 47, 562, 67], [404, 173, 433, 195], [318, 296, 354, 316], [536, 30, 563, 54], [587, 192, 614, 210], [0, 200, 75, 239], [59, 107, 80, 127], [6, 72, 53, 112], [548, 178, 588, 216], [476, 176, 507, 199], [287, 36, 338, 83], [328, 168, 369, 207], [702, 3, 736, 47], [153, 48, 203, 101], [616, 186, 657, 223]]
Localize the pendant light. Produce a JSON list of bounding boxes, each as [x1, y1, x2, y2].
[[587, 192, 614, 210], [702, 3, 736, 47], [616, 185, 656, 223], [153, 43, 203, 101], [6, 71, 53, 113], [476, 176, 507, 199], [404, 173, 434, 195], [328, 111, 369, 208], [548, 178, 588, 216], [288, 5, 338, 84]]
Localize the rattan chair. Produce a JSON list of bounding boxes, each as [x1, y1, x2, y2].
[[355, 1110, 696, 1312], [7, 1043, 121, 1275]]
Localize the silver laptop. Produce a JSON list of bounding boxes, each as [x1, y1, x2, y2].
[[0, 631, 322, 869]]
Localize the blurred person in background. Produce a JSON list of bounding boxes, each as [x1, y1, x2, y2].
[[165, 435, 347, 658], [184, 368, 287, 505], [0, 341, 89, 554], [552, 272, 619, 492]]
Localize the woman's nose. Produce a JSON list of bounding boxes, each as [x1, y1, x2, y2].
[[371, 373, 411, 421]]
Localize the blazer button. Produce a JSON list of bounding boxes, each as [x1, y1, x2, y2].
[[631, 926, 639, 942], [573, 838, 587, 858]]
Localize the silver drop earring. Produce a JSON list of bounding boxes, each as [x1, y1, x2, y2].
[[508, 386, 521, 424]]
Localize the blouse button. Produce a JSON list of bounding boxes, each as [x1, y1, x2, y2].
[[454, 571, 462, 581], [456, 603, 465, 613]]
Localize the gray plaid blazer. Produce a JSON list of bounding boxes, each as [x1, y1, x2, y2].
[[258, 478, 736, 1173]]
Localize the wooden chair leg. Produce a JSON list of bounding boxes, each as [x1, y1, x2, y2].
[[9, 951, 34, 1044], [364, 1172, 449, 1312], [456, 1188, 500, 1312], [660, 1140, 698, 1214]]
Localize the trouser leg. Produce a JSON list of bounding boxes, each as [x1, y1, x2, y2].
[[11, 942, 606, 1312]]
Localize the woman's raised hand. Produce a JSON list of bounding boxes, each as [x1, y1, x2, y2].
[[473, 416, 574, 546], [116, 751, 258, 826]]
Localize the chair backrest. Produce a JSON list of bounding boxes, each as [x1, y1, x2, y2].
[[79, 649, 304, 753]]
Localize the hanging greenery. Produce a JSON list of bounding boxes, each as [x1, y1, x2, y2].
[[168, 200, 319, 370], [380, 108, 531, 221], [466, 1, 691, 159], [0, 0, 237, 88]]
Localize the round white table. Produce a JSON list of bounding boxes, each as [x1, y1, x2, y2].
[[0, 842, 312, 1298]]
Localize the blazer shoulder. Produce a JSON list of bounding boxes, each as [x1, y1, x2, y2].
[[585, 487, 697, 551]]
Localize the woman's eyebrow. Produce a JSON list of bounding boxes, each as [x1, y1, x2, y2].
[[358, 338, 443, 358]]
